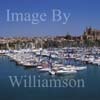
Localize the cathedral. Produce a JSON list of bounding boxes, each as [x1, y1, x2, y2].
[[84, 27, 100, 41]]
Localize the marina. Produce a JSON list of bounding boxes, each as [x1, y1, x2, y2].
[[0, 47, 100, 76], [0, 48, 100, 99]]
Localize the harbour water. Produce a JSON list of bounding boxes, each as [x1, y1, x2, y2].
[[0, 55, 100, 100]]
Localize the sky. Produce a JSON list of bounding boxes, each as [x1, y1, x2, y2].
[[0, 0, 100, 37]]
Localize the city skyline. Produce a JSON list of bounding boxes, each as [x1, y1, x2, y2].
[[0, 0, 100, 37]]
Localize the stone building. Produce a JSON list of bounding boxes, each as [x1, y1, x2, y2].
[[83, 27, 100, 41]]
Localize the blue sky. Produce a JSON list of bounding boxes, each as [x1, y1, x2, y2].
[[0, 0, 100, 37]]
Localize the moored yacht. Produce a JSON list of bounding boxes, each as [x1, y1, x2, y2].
[[55, 69, 77, 75]]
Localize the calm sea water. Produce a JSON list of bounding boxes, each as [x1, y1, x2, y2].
[[0, 55, 100, 100]]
